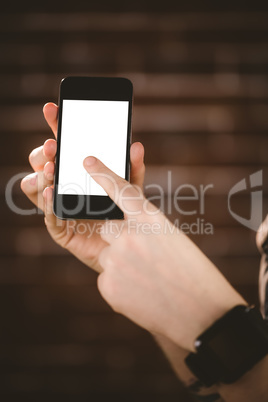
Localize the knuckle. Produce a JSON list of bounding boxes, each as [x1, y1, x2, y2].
[[28, 148, 39, 167], [20, 177, 27, 193], [29, 145, 43, 168], [20, 174, 36, 194], [28, 150, 35, 165], [97, 273, 118, 309], [97, 272, 111, 296], [99, 250, 116, 270], [121, 231, 132, 247]]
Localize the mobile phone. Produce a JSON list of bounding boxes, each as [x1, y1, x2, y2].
[[53, 76, 133, 220]]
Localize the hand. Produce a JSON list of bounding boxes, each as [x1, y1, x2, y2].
[[82, 156, 246, 352], [21, 103, 145, 273]]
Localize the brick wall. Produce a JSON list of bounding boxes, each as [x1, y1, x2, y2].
[[1, 4, 268, 401]]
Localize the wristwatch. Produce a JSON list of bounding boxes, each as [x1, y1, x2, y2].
[[185, 305, 268, 387]]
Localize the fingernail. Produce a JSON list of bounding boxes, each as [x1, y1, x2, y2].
[[84, 156, 96, 167]]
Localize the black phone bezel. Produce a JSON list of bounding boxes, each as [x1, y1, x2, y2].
[[53, 76, 133, 220]]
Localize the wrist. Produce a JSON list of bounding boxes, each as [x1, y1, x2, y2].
[[165, 284, 246, 353], [156, 231, 247, 352], [189, 292, 246, 352], [185, 305, 268, 387]]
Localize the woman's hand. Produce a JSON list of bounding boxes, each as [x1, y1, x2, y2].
[[21, 102, 145, 273], [21, 104, 244, 352], [80, 156, 245, 352]]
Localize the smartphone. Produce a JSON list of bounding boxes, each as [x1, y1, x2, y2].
[[53, 76, 133, 220]]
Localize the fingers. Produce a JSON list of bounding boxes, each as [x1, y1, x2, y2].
[[43, 139, 57, 160], [83, 156, 144, 217], [44, 160, 55, 181], [21, 102, 58, 213], [29, 139, 57, 172], [43, 102, 58, 138], [29, 102, 58, 171], [20, 168, 54, 210], [130, 142, 145, 190], [21, 162, 54, 208]]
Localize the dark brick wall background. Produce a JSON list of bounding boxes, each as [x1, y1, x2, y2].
[[1, 3, 268, 401]]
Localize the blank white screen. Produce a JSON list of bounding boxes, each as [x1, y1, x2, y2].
[[58, 99, 129, 195]]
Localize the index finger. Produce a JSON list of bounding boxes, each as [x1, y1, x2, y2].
[[83, 156, 144, 217]]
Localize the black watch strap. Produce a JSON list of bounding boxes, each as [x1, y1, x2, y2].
[[185, 305, 268, 387]]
